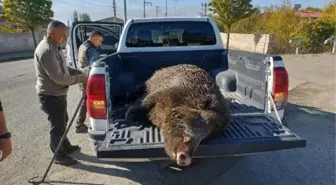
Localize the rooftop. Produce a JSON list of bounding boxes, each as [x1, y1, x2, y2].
[[95, 17, 124, 24], [295, 10, 322, 18]]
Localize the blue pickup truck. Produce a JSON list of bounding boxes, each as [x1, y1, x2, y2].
[[66, 17, 306, 160]]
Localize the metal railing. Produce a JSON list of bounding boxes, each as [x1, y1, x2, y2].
[[324, 36, 336, 53], [289, 37, 302, 55]]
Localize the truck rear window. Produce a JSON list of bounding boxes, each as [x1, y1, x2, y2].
[[125, 21, 217, 47]]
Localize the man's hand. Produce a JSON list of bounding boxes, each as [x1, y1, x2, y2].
[[0, 138, 12, 162], [82, 66, 90, 76]]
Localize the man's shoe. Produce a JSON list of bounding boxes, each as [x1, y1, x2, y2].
[[54, 155, 78, 166], [64, 144, 81, 154], [75, 124, 88, 133]]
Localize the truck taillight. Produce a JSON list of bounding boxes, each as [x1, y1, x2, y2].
[[271, 67, 289, 111], [86, 74, 107, 119]]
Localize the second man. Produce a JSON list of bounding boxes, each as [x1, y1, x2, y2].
[[75, 31, 104, 133]]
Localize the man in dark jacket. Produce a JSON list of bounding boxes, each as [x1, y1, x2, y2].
[[75, 31, 104, 133], [34, 20, 88, 165]]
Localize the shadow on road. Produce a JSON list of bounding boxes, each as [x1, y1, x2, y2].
[[68, 151, 244, 185], [285, 103, 335, 125]]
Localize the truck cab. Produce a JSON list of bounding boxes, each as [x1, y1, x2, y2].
[[67, 17, 306, 160]]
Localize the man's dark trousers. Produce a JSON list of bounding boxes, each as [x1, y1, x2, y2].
[[38, 94, 71, 156]]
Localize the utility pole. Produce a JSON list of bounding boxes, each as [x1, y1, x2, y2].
[[143, 0, 152, 18], [174, 9, 181, 16], [112, 0, 117, 22], [201, 2, 208, 17], [156, 6, 162, 17], [124, 0, 127, 23], [204, 2, 207, 17], [165, 0, 168, 17]]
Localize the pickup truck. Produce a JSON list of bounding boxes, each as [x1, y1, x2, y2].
[[66, 17, 306, 160]]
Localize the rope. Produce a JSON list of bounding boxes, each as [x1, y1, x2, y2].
[[268, 91, 283, 125]]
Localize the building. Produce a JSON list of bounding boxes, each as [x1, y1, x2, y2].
[[295, 10, 321, 19], [260, 4, 322, 20], [96, 17, 124, 24]]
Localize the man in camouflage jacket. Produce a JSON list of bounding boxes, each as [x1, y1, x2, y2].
[[76, 31, 104, 133]]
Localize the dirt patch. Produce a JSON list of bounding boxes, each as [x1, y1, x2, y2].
[[288, 82, 335, 113]]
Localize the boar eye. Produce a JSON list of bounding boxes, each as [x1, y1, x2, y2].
[[183, 136, 191, 142]]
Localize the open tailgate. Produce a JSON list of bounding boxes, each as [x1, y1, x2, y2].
[[94, 114, 306, 158]]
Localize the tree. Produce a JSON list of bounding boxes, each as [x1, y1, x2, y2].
[[72, 10, 79, 22], [79, 13, 92, 21], [72, 11, 92, 22], [209, 0, 256, 49], [320, 2, 336, 21], [0, 0, 54, 48], [304, 6, 322, 12], [320, 2, 336, 50]]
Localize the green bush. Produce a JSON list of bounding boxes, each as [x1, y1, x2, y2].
[[296, 19, 335, 53], [261, 8, 303, 54]]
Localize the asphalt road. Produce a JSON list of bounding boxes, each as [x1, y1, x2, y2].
[[0, 54, 335, 185]]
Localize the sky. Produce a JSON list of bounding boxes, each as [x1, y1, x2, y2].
[[1, 0, 334, 24]]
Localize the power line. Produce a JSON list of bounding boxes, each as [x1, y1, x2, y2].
[[143, 0, 152, 18], [156, 6, 162, 17], [130, 0, 140, 4], [170, 0, 184, 17], [200, 2, 208, 17]]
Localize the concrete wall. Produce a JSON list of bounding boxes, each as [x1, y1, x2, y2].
[[0, 31, 276, 59], [220, 33, 276, 54], [0, 31, 45, 55], [0, 31, 67, 61]]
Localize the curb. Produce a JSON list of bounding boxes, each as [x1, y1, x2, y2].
[[0, 50, 67, 63], [0, 52, 34, 62]]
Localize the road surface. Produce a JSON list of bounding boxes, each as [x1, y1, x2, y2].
[[0, 53, 334, 185]]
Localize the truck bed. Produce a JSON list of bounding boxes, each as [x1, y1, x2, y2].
[[223, 92, 262, 114], [95, 92, 305, 159]]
